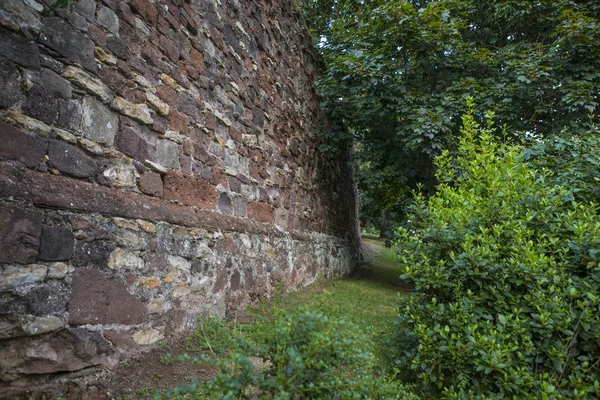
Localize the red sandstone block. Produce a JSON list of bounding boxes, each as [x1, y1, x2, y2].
[[248, 202, 273, 223], [170, 110, 189, 134], [163, 171, 215, 209], [156, 85, 178, 108], [130, 0, 158, 24]]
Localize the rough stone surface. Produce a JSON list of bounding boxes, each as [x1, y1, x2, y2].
[[164, 172, 215, 208], [0, 265, 47, 290], [0, 27, 39, 68], [0, 328, 115, 381], [0, 0, 361, 390], [23, 86, 59, 125], [248, 202, 274, 223], [21, 315, 65, 336], [73, 240, 110, 268], [0, 122, 47, 169], [38, 68, 72, 99], [111, 97, 153, 125], [40, 17, 96, 72], [0, 58, 23, 109], [58, 99, 83, 131], [156, 139, 180, 169], [68, 269, 149, 325], [139, 172, 163, 197], [96, 5, 119, 35], [38, 226, 74, 261], [82, 96, 119, 145], [132, 327, 163, 345], [218, 192, 234, 215], [0, 203, 42, 264], [107, 248, 144, 270], [103, 164, 138, 188], [47, 139, 98, 178], [26, 282, 70, 316], [63, 66, 113, 103], [116, 125, 156, 163]]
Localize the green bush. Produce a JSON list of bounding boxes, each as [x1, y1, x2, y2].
[[164, 307, 418, 399], [393, 99, 600, 399]]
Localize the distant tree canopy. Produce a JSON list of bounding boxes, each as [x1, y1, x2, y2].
[[299, 0, 600, 231]]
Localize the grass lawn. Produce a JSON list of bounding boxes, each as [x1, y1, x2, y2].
[[253, 236, 409, 371]]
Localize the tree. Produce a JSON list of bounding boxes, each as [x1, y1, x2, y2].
[[303, 0, 600, 218]]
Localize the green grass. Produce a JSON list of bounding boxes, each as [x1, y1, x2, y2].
[[187, 237, 409, 373], [361, 232, 380, 240], [254, 237, 409, 371], [378, 243, 400, 267]]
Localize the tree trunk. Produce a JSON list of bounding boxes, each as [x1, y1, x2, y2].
[[379, 209, 390, 239], [364, 217, 372, 233]]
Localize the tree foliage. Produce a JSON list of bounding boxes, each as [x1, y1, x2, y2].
[[393, 101, 600, 398], [302, 0, 600, 218]]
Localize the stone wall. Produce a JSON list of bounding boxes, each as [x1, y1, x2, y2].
[[0, 0, 359, 391]]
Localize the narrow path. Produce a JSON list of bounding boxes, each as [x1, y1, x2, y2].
[[356, 237, 412, 289], [280, 235, 411, 371]]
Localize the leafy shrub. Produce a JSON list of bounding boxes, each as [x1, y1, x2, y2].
[[393, 99, 600, 399], [164, 307, 418, 399]]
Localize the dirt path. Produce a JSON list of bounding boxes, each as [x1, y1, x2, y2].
[[356, 237, 412, 289]]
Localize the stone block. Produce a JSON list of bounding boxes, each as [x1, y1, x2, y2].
[[0, 328, 115, 381], [68, 10, 89, 32], [64, 66, 113, 103], [74, 0, 96, 21], [163, 171, 216, 208], [156, 139, 180, 169], [0, 203, 42, 264], [130, 0, 158, 24], [218, 192, 233, 215], [0, 58, 23, 109], [40, 17, 96, 73], [68, 269, 149, 325], [58, 99, 83, 131], [96, 5, 120, 35], [25, 282, 70, 316], [73, 241, 110, 268], [111, 96, 153, 125], [248, 202, 273, 223], [170, 110, 189, 134], [132, 327, 163, 345], [38, 68, 72, 99], [23, 86, 59, 125], [38, 226, 74, 261], [0, 265, 47, 290], [21, 315, 65, 336], [107, 248, 144, 270], [0, 0, 42, 32], [0, 121, 48, 168], [107, 36, 131, 61], [47, 139, 98, 178], [116, 124, 156, 163], [102, 164, 138, 188], [233, 196, 247, 217], [139, 172, 163, 197], [82, 96, 119, 145], [0, 27, 39, 68]]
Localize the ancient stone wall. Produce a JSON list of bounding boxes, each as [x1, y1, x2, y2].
[[0, 0, 359, 391]]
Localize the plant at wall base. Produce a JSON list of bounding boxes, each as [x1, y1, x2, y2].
[[160, 307, 419, 399], [393, 99, 600, 398]]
